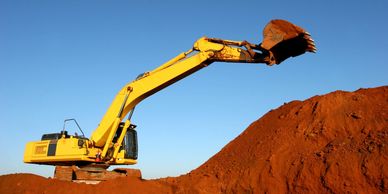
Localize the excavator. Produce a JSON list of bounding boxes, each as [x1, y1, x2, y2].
[[23, 19, 316, 183]]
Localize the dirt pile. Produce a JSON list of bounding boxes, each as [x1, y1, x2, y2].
[[170, 86, 388, 193], [1, 86, 387, 194]]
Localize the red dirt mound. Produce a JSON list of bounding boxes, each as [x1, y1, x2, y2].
[[170, 86, 388, 193], [1, 86, 387, 194]]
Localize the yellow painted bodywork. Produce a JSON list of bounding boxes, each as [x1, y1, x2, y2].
[[24, 22, 315, 166], [22, 36, 269, 167], [24, 136, 91, 163], [24, 37, 267, 166], [24, 135, 136, 165], [90, 37, 263, 149]]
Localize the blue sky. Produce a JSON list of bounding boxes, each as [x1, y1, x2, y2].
[[1, 0, 387, 179]]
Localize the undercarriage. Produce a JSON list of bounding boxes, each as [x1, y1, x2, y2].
[[54, 165, 141, 184]]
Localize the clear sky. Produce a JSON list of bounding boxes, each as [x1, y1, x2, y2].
[[1, 0, 387, 179]]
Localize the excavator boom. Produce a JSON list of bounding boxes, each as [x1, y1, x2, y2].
[[23, 19, 315, 182]]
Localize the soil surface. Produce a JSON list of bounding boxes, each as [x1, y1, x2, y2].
[[1, 86, 387, 194]]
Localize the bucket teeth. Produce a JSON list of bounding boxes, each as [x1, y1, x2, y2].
[[308, 47, 316, 52], [304, 33, 316, 53], [307, 48, 317, 53], [307, 46, 317, 53], [307, 40, 315, 46]]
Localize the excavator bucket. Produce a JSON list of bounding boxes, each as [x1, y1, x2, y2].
[[261, 19, 316, 65]]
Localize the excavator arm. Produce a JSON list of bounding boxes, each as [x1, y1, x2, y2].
[[91, 20, 316, 160], [91, 37, 267, 159], [92, 38, 266, 150]]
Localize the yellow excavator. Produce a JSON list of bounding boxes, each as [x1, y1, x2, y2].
[[24, 19, 316, 182]]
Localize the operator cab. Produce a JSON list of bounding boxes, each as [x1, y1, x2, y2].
[[116, 122, 138, 160]]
